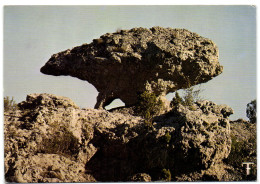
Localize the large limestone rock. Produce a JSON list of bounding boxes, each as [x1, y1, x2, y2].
[[41, 27, 223, 109], [5, 93, 235, 182]]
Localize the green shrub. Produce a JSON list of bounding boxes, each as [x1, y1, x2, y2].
[[135, 91, 163, 129], [4, 96, 17, 112], [170, 86, 203, 109], [226, 135, 246, 167], [170, 91, 183, 107], [182, 87, 194, 106], [135, 91, 162, 118], [135, 91, 163, 126], [183, 86, 203, 106], [225, 134, 256, 179], [39, 126, 79, 158]]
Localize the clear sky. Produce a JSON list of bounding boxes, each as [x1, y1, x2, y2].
[[4, 5, 256, 120]]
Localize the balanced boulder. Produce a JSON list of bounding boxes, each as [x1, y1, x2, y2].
[[41, 27, 222, 109]]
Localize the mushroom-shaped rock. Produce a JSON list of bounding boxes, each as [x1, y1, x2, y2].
[[41, 27, 223, 109]]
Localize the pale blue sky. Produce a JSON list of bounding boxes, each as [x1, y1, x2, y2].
[[4, 6, 256, 120]]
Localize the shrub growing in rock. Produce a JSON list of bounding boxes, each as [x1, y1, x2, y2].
[[4, 96, 17, 112], [182, 86, 203, 107], [225, 134, 256, 179], [135, 91, 163, 127], [170, 86, 203, 109], [39, 125, 79, 158], [170, 91, 183, 107]]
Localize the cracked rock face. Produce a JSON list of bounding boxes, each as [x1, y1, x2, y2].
[[5, 93, 234, 182], [41, 27, 223, 109]]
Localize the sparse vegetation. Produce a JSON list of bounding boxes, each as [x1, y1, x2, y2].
[[135, 91, 163, 128], [225, 134, 257, 179], [4, 96, 17, 112], [39, 125, 79, 158], [170, 85, 203, 110], [170, 91, 183, 107], [183, 85, 203, 106]]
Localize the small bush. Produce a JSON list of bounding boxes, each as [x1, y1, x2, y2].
[[170, 86, 203, 109], [4, 96, 17, 112], [225, 135, 257, 180], [135, 91, 163, 129], [135, 91, 163, 123], [183, 86, 203, 106], [39, 126, 79, 158], [170, 91, 183, 107], [182, 87, 194, 106]]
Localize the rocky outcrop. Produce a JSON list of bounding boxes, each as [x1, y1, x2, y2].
[[41, 27, 222, 109], [230, 118, 256, 142], [5, 93, 234, 182]]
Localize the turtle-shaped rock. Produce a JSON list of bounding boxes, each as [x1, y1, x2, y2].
[[41, 27, 222, 109]]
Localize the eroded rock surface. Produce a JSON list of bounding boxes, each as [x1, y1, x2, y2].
[[5, 93, 234, 182], [41, 27, 222, 109], [130, 173, 152, 182]]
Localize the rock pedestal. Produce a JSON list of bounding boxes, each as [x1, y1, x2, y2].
[[4, 94, 234, 182]]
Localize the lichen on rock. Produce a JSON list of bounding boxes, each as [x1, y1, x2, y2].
[[41, 27, 223, 109]]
